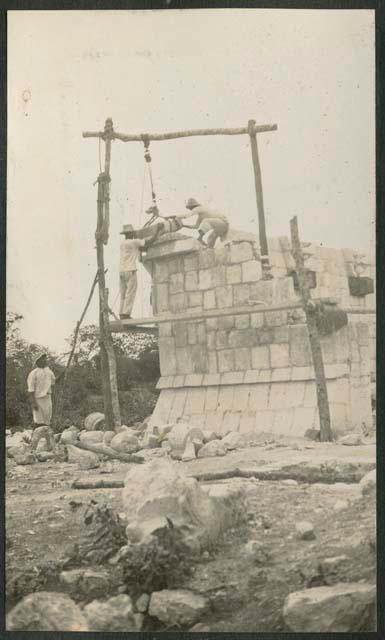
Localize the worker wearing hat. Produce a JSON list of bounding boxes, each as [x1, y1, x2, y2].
[[27, 353, 56, 452], [119, 223, 161, 320], [176, 198, 229, 247]]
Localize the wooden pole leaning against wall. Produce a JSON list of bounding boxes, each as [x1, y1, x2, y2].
[[290, 216, 333, 442]]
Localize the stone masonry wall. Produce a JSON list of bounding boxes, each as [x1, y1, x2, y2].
[[143, 232, 373, 437]]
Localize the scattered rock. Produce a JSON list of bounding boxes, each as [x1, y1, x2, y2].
[[14, 451, 35, 466], [79, 430, 104, 445], [338, 433, 363, 446], [319, 555, 348, 574], [197, 440, 227, 458], [192, 438, 203, 454], [122, 458, 245, 547], [66, 445, 100, 470], [83, 594, 136, 631], [283, 582, 376, 632], [135, 593, 150, 613], [201, 430, 219, 443], [296, 521, 316, 541], [84, 412, 105, 431], [281, 479, 299, 486], [110, 432, 139, 454], [360, 469, 376, 496], [168, 423, 205, 458], [333, 499, 350, 512], [60, 569, 111, 599], [103, 430, 116, 446], [190, 622, 211, 632], [222, 432, 247, 450], [6, 591, 89, 631], [35, 451, 55, 462], [149, 589, 209, 627], [182, 439, 196, 461], [244, 540, 270, 565], [134, 612, 144, 630], [60, 427, 79, 445], [141, 433, 161, 449]]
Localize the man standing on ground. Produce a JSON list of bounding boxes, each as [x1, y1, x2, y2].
[[176, 197, 229, 247], [119, 223, 161, 320], [27, 353, 56, 452]]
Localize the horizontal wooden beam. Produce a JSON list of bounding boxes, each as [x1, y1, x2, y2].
[[109, 298, 341, 332], [83, 123, 278, 143]]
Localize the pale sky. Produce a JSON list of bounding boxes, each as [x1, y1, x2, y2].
[[7, 9, 375, 352]]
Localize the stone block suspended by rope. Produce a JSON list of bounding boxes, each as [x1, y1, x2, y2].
[[348, 276, 374, 298], [313, 302, 348, 337]]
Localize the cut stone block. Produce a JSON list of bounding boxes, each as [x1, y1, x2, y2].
[[188, 291, 203, 308], [169, 272, 184, 294], [216, 286, 233, 309], [242, 259, 262, 282], [228, 329, 256, 348], [220, 371, 244, 385], [226, 264, 242, 284], [251, 346, 270, 369], [185, 271, 198, 291], [205, 386, 219, 412], [155, 284, 169, 313], [208, 352, 218, 374], [158, 338, 177, 376], [154, 261, 169, 283], [222, 412, 241, 433], [217, 386, 235, 412], [184, 374, 204, 387], [198, 249, 216, 269], [173, 323, 188, 347], [270, 343, 290, 368], [183, 254, 199, 271], [216, 330, 229, 349], [187, 323, 197, 345], [232, 384, 250, 411], [230, 241, 253, 263], [235, 314, 250, 329], [250, 312, 265, 328], [169, 389, 188, 422], [176, 347, 194, 375], [159, 322, 172, 338], [235, 347, 251, 371], [218, 349, 235, 373], [248, 384, 269, 411], [289, 325, 312, 366], [212, 265, 227, 287], [233, 283, 250, 306], [191, 345, 208, 373], [184, 388, 206, 415], [203, 289, 216, 309], [169, 293, 187, 313], [198, 269, 213, 290], [292, 407, 317, 436], [218, 315, 234, 330]]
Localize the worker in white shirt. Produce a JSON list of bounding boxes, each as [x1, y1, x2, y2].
[[119, 223, 161, 319], [27, 353, 56, 451], [176, 197, 229, 247]]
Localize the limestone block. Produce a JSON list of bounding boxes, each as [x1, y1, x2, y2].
[[303, 381, 317, 407], [226, 264, 242, 284], [255, 326, 274, 345], [255, 410, 275, 432], [289, 325, 312, 366], [233, 283, 250, 306], [158, 338, 177, 376], [215, 245, 230, 265], [235, 347, 251, 371], [218, 315, 234, 330], [155, 284, 169, 313], [159, 322, 172, 338], [251, 345, 270, 369], [235, 314, 250, 329], [204, 386, 219, 412], [230, 241, 253, 263], [198, 269, 212, 290], [244, 369, 260, 383], [187, 323, 197, 345], [228, 329, 255, 348], [154, 261, 169, 283], [328, 378, 349, 404], [169, 293, 187, 313], [184, 254, 199, 271], [292, 407, 317, 436], [156, 377, 174, 389], [292, 366, 314, 381], [185, 271, 198, 291], [273, 409, 294, 435], [191, 345, 208, 373], [167, 256, 184, 274], [271, 367, 292, 382], [274, 326, 289, 343], [185, 374, 203, 387], [268, 382, 288, 409], [208, 352, 218, 374], [169, 272, 184, 295], [173, 322, 188, 347], [203, 373, 220, 386], [184, 388, 206, 415], [232, 384, 251, 411], [188, 291, 203, 308], [259, 370, 272, 382], [205, 413, 224, 433], [269, 252, 287, 270], [222, 412, 241, 433], [168, 389, 188, 422], [203, 289, 216, 309], [198, 248, 216, 269], [242, 260, 262, 282], [216, 330, 229, 349], [220, 371, 244, 385], [265, 310, 288, 327], [218, 386, 235, 411], [324, 363, 349, 378], [196, 323, 206, 344], [218, 349, 235, 373], [320, 336, 336, 364], [239, 413, 256, 433], [149, 389, 174, 426], [212, 265, 227, 287], [250, 312, 265, 328], [248, 383, 269, 411], [356, 322, 369, 346], [216, 286, 233, 309], [270, 343, 290, 368], [207, 331, 216, 350], [176, 347, 194, 374], [334, 328, 349, 363], [330, 404, 349, 434]]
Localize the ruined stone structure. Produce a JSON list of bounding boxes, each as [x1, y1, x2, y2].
[[143, 231, 375, 437]]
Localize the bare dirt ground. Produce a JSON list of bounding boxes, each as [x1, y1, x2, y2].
[[6, 442, 376, 632]]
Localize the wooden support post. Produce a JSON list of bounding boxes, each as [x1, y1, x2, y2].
[[96, 169, 121, 431], [248, 120, 272, 280], [290, 216, 333, 442]]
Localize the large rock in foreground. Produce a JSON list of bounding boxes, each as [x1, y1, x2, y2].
[[122, 458, 246, 547], [149, 589, 209, 627], [283, 582, 376, 632], [7, 592, 89, 631], [66, 444, 100, 469], [83, 594, 136, 631]]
